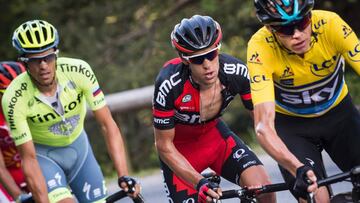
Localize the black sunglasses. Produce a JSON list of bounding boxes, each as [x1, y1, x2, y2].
[[19, 50, 58, 65], [270, 15, 311, 36], [182, 44, 221, 65]]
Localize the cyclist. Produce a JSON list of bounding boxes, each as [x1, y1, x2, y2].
[[0, 62, 30, 203], [2, 20, 141, 203], [153, 15, 276, 203], [248, 0, 360, 202]]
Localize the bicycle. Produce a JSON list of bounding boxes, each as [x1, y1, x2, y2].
[[202, 165, 360, 203]]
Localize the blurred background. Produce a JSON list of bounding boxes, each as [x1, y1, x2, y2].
[[1, 0, 360, 177]]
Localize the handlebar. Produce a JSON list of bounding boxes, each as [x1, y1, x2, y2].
[[203, 165, 360, 201], [105, 190, 145, 203]]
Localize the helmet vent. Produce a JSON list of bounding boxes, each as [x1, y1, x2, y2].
[[42, 27, 48, 41], [34, 30, 41, 44], [18, 34, 25, 45], [184, 33, 196, 46], [26, 31, 33, 44], [194, 27, 203, 45], [50, 27, 54, 39]]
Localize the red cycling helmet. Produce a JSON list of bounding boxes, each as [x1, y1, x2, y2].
[[0, 62, 26, 92]]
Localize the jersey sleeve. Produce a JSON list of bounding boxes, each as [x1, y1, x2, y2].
[[329, 13, 360, 75], [72, 60, 107, 111], [2, 81, 32, 146], [247, 34, 276, 106], [152, 68, 176, 130]]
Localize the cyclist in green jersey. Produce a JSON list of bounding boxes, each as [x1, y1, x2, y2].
[[248, 0, 360, 202], [2, 20, 141, 203]]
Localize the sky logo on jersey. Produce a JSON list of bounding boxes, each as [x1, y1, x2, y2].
[[92, 87, 102, 97]]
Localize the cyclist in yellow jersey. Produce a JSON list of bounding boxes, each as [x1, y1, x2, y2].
[[2, 20, 141, 203], [248, 0, 360, 202]]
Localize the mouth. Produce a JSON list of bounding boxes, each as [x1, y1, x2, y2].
[[39, 72, 51, 79], [293, 40, 307, 50], [204, 71, 215, 80]]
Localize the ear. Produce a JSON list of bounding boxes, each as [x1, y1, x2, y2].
[[265, 25, 273, 33], [177, 52, 190, 65]]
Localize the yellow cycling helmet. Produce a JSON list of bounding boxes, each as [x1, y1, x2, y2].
[[12, 20, 59, 54]]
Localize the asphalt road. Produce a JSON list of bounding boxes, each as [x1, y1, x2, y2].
[[107, 152, 352, 203]]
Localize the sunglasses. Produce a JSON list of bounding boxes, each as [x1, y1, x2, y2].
[[19, 50, 59, 65], [270, 15, 311, 36], [182, 44, 221, 65]]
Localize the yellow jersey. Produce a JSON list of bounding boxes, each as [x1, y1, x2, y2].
[[247, 10, 360, 117]]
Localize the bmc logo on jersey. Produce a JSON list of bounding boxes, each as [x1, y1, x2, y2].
[[223, 63, 249, 78], [175, 112, 201, 124], [156, 72, 182, 107]]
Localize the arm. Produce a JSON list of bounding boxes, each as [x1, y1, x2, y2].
[[93, 106, 129, 177], [253, 102, 303, 176], [92, 106, 140, 196], [0, 150, 22, 199], [154, 128, 203, 188], [17, 141, 49, 203]]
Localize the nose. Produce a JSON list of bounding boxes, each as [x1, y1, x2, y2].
[[202, 58, 212, 69], [292, 28, 302, 38], [39, 60, 49, 69]]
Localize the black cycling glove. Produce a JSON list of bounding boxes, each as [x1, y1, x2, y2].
[[118, 175, 138, 194], [293, 165, 313, 199]]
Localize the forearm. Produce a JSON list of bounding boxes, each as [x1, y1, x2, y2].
[[255, 124, 302, 176], [0, 167, 22, 199], [253, 102, 303, 176], [22, 156, 49, 202], [157, 144, 203, 188], [102, 125, 129, 177]]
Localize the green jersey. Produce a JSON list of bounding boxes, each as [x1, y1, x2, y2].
[[2, 57, 106, 146]]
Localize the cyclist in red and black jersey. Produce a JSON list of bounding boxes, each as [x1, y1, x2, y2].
[[152, 15, 276, 203], [0, 62, 30, 202]]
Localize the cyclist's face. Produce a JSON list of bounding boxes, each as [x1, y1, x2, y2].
[[185, 45, 220, 88], [273, 21, 312, 55], [25, 49, 57, 87]]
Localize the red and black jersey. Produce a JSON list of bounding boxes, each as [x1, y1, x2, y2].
[[153, 53, 253, 130]]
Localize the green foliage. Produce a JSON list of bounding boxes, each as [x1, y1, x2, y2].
[[2, 0, 360, 176]]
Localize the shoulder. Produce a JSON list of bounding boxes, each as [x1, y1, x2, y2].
[[311, 10, 344, 31], [2, 73, 33, 110], [312, 10, 341, 21], [3, 73, 32, 99], [56, 57, 98, 83], [57, 57, 92, 71], [248, 26, 274, 47], [155, 57, 185, 83], [219, 54, 248, 78]]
